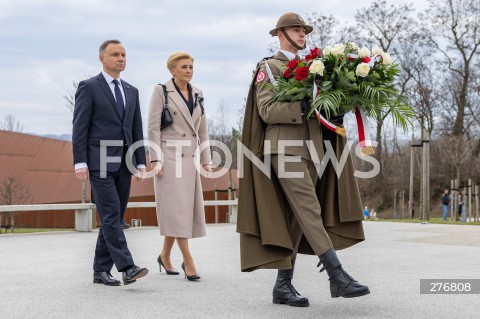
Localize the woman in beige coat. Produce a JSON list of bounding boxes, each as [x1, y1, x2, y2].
[[147, 51, 211, 281]]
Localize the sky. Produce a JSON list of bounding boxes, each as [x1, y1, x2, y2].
[[0, 0, 429, 137]]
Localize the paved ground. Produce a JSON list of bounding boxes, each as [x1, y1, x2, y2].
[[0, 221, 479, 319]]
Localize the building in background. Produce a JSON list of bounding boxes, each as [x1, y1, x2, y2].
[[0, 130, 238, 228]]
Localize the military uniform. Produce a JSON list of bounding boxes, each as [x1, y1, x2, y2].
[[237, 12, 370, 307], [256, 50, 335, 255]]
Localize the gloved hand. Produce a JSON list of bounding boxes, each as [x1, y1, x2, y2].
[[300, 97, 312, 118], [329, 113, 345, 125]]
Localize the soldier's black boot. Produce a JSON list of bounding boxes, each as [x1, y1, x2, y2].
[[272, 260, 309, 307], [318, 248, 370, 298]]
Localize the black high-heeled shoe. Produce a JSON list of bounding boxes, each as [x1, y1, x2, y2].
[[157, 255, 179, 275], [181, 262, 201, 281]]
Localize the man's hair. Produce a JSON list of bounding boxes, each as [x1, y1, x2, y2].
[[99, 39, 122, 54], [167, 51, 194, 71]]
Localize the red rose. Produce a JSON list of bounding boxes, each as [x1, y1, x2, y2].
[[283, 68, 293, 78], [348, 57, 356, 61], [295, 67, 309, 81], [362, 56, 371, 63], [286, 59, 299, 69], [310, 47, 320, 59], [305, 54, 312, 61]]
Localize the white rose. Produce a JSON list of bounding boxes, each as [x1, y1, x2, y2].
[[356, 63, 370, 77], [334, 44, 346, 55], [334, 48, 344, 56], [358, 47, 371, 58], [382, 52, 393, 65], [324, 46, 334, 55], [309, 60, 325, 75], [372, 46, 384, 56]]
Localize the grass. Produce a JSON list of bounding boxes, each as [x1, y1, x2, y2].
[[0, 227, 73, 234], [367, 217, 480, 226]]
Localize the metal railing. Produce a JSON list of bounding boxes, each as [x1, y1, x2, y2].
[[0, 199, 238, 232]]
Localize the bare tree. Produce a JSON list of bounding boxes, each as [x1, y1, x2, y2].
[[354, 0, 417, 169], [398, 33, 441, 135], [267, 42, 279, 56], [63, 80, 79, 113], [350, 0, 418, 207], [0, 177, 30, 205], [229, 100, 246, 170], [208, 99, 230, 144], [438, 72, 480, 137], [422, 0, 480, 136], [464, 67, 480, 149], [1, 114, 24, 132], [355, 0, 415, 51], [443, 135, 474, 183], [304, 13, 340, 49], [0, 177, 31, 229], [208, 100, 233, 169]]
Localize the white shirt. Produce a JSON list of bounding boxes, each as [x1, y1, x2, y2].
[[278, 50, 297, 61], [74, 71, 145, 171], [101, 70, 126, 108]]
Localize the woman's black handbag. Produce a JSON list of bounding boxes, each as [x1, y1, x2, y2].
[[160, 84, 173, 130]]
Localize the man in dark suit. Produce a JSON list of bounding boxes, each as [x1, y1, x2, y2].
[[72, 39, 148, 286]]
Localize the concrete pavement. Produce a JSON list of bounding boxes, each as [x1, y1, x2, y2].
[[0, 222, 479, 318]]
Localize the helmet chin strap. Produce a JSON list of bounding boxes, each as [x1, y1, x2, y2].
[[280, 29, 306, 50]]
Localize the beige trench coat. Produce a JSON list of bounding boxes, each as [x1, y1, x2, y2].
[[147, 79, 211, 238]]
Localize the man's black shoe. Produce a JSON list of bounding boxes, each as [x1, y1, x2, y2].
[[93, 271, 121, 286], [122, 265, 148, 285], [121, 222, 131, 230]]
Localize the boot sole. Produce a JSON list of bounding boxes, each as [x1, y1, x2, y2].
[[273, 298, 310, 307], [123, 268, 148, 285], [331, 289, 370, 298], [93, 279, 121, 286]]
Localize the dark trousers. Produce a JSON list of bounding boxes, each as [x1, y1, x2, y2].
[[89, 160, 134, 272]]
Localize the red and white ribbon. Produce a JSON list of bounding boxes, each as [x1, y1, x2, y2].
[[309, 59, 376, 154], [313, 110, 346, 137], [312, 76, 346, 137], [354, 106, 374, 154], [311, 75, 375, 154]]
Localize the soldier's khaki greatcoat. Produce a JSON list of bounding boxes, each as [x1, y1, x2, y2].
[[237, 51, 365, 272]]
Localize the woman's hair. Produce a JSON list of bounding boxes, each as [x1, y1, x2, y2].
[[167, 51, 194, 71]]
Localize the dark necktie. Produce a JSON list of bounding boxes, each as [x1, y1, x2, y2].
[[112, 79, 125, 120]]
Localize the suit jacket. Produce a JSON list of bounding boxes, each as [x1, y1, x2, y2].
[[147, 79, 211, 238], [72, 73, 146, 172]]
